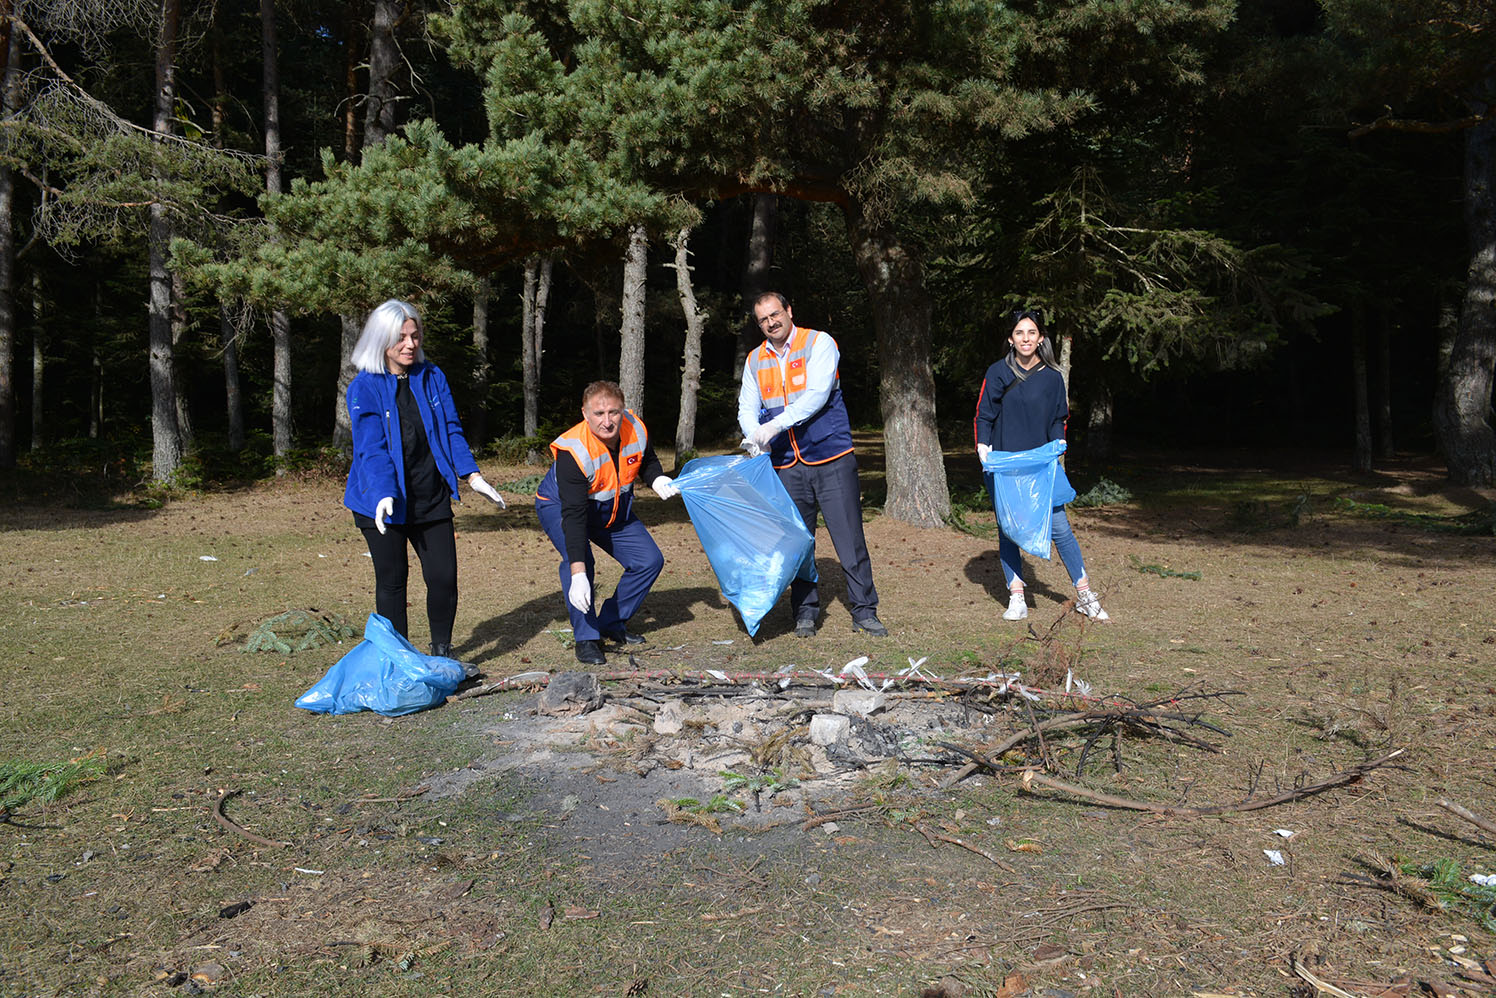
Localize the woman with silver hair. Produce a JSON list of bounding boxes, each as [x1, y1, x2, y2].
[[342, 299, 505, 658], [973, 309, 1110, 622]]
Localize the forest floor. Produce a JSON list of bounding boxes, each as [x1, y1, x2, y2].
[[1, 442, 1494, 998]]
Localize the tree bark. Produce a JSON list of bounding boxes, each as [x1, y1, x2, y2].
[[471, 275, 490, 448], [1085, 382, 1113, 463], [171, 269, 194, 454], [29, 274, 41, 451], [1351, 301, 1372, 473], [262, 0, 292, 464], [148, 0, 183, 481], [363, 0, 403, 148], [342, 0, 362, 161], [220, 306, 244, 451], [618, 223, 648, 420], [843, 202, 949, 527], [535, 255, 552, 383], [1434, 107, 1496, 485], [738, 194, 777, 374], [333, 314, 357, 455], [211, 21, 243, 452], [0, 13, 17, 469], [521, 258, 539, 437], [672, 227, 706, 456]]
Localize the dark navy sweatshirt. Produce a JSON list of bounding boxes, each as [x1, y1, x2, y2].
[[972, 359, 1068, 452]]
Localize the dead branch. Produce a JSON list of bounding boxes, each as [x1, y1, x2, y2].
[[1350, 852, 1448, 916], [1436, 799, 1496, 840], [213, 789, 290, 849], [800, 803, 883, 831], [912, 821, 1018, 873], [1016, 749, 1405, 816]]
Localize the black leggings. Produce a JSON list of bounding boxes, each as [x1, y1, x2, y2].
[[359, 518, 458, 646]]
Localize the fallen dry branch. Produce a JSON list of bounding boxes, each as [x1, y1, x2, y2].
[[1014, 748, 1404, 816], [801, 802, 884, 831], [1345, 853, 1449, 917], [912, 821, 1018, 873], [213, 788, 290, 849], [1436, 799, 1496, 840]]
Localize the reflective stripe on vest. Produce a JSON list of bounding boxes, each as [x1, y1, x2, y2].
[[753, 327, 819, 407], [548, 411, 648, 527]]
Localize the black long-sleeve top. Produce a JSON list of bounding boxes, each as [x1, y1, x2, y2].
[[972, 360, 1068, 452]]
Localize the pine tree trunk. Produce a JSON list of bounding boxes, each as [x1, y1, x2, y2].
[[220, 306, 244, 451], [1434, 109, 1496, 486], [1351, 301, 1372, 473], [672, 227, 705, 456], [843, 203, 949, 527], [618, 223, 648, 419], [90, 349, 102, 439], [1086, 382, 1113, 462], [211, 18, 243, 453], [343, 0, 361, 161], [535, 256, 552, 383], [1375, 313, 1394, 459], [0, 15, 17, 469], [262, 0, 292, 463], [363, 0, 402, 148], [521, 258, 539, 438], [29, 291, 41, 452], [471, 276, 490, 448], [171, 270, 194, 454], [737, 194, 777, 374], [148, 0, 183, 481], [333, 315, 357, 455]]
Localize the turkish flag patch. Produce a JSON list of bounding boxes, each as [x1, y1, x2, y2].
[[626, 455, 639, 466], [789, 358, 804, 370]]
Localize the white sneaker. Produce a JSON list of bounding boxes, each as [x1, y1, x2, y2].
[[1075, 590, 1110, 620], [1003, 591, 1028, 620]]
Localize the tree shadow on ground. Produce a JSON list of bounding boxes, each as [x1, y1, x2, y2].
[[963, 549, 1067, 609]]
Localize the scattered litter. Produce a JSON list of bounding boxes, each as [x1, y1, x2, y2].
[[243, 568, 257, 576], [362, 552, 372, 558], [198, 555, 218, 562], [1470, 873, 1496, 887], [1273, 829, 1296, 839], [217, 900, 254, 919], [711, 640, 734, 645], [294, 867, 324, 875], [1263, 849, 1286, 866]]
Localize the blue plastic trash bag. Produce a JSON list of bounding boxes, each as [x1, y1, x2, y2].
[[673, 454, 816, 636], [295, 613, 464, 716], [981, 439, 1077, 560]]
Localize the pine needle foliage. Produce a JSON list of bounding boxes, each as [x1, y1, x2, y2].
[[0, 755, 106, 814]]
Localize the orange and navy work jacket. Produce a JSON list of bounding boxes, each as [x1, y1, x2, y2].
[[751, 326, 854, 469], [537, 411, 648, 529]]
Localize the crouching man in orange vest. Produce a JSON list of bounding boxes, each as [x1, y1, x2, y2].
[[738, 292, 886, 638], [536, 381, 679, 665]]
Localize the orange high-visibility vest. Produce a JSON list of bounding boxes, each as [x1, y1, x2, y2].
[[548, 411, 648, 528]]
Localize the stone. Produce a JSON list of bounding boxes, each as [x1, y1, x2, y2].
[[653, 701, 684, 736], [809, 714, 850, 747], [832, 690, 887, 717]]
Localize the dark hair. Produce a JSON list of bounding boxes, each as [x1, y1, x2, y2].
[[1005, 308, 1058, 375], [753, 291, 790, 312]]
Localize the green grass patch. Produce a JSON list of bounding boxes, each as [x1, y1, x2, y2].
[[1127, 555, 1201, 580], [1334, 497, 1496, 535]]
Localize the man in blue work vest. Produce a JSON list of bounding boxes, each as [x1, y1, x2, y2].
[[737, 291, 886, 638]]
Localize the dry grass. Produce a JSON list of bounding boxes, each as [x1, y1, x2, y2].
[[1, 446, 1493, 997]]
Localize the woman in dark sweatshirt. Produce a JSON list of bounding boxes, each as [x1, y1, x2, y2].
[[972, 310, 1109, 622]]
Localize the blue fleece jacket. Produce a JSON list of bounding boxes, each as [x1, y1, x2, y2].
[[342, 363, 479, 523]]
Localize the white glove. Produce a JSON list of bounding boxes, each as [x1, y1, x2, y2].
[[751, 421, 779, 449], [567, 573, 592, 614], [740, 438, 765, 459], [374, 496, 394, 535], [468, 473, 506, 509], [652, 475, 679, 500], [977, 443, 991, 462]]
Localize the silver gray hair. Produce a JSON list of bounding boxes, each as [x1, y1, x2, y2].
[[350, 299, 427, 374]]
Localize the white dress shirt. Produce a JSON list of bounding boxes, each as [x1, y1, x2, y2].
[[737, 330, 841, 440]]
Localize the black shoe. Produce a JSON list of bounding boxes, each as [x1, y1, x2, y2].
[[429, 642, 453, 658], [574, 639, 606, 665], [602, 630, 646, 646], [851, 616, 888, 638], [794, 616, 817, 638]]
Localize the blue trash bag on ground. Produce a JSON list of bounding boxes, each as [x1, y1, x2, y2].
[[295, 613, 464, 716], [673, 454, 816, 636], [981, 439, 1077, 560]]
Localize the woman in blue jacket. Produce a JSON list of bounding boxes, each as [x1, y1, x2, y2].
[[972, 310, 1109, 622], [343, 299, 505, 657]]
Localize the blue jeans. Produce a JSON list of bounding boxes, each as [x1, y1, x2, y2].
[[997, 505, 1087, 589], [536, 499, 664, 642]]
